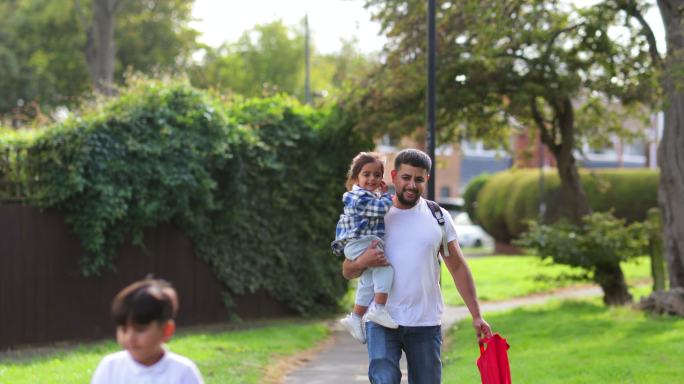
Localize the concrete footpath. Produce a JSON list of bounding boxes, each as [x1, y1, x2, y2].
[[284, 286, 602, 384]]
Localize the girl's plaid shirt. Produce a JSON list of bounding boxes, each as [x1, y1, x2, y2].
[[331, 185, 393, 256]]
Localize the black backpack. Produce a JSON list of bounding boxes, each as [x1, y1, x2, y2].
[[425, 199, 450, 257]]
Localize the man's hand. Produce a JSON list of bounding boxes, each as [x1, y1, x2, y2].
[[357, 239, 389, 268], [342, 239, 389, 279], [473, 317, 492, 339]]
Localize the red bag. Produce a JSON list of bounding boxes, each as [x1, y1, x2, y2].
[[477, 333, 511, 384]]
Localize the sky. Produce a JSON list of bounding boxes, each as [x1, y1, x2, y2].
[[191, 0, 386, 54], [191, 0, 665, 55]]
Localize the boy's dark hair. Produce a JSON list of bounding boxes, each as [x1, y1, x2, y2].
[[112, 278, 179, 326], [394, 148, 431, 172], [345, 152, 384, 190]]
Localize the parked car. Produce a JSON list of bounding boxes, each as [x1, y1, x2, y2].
[[437, 197, 464, 213], [451, 211, 494, 248]]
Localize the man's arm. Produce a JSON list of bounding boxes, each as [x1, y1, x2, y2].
[[442, 240, 492, 338], [341, 239, 389, 279]]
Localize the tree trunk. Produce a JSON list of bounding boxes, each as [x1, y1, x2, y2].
[[84, 0, 118, 96], [657, 0, 684, 290], [637, 287, 684, 315], [595, 263, 633, 306], [544, 97, 592, 224]]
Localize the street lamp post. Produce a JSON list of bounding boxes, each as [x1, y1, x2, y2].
[[427, 0, 436, 200], [304, 13, 311, 105]]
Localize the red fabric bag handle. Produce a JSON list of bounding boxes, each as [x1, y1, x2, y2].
[[479, 338, 487, 354]]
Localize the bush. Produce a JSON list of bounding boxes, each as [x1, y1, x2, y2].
[[17, 78, 368, 314], [516, 212, 649, 305], [196, 97, 368, 313], [504, 170, 559, 237], [580, 169, 659, 223], [462, 172, 491, 225], [476, 168, 659, 243], [475, 170, 521, 243]]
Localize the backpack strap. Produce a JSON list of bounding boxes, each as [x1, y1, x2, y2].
[[425, 199, 450, 257]]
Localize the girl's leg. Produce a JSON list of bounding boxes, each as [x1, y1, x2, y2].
[[372, 265, 394, 304], [340, 268, 375, 343], [367, 265, 398, 329]]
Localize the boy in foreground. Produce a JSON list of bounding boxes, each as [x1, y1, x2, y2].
[[91, 278, 204, 384]]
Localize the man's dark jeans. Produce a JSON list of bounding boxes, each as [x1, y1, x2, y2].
[[366, 321, 442, 383]]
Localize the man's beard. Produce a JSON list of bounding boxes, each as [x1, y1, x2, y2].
[[397, 188, 419, 207]]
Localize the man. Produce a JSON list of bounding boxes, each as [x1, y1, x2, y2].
[[343, 148, 492, 383]]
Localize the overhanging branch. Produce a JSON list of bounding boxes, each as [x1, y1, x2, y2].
[[531, 97, 560, 154], [619, 0, 664, 68]]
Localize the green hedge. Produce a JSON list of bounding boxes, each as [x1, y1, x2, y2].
[[476, 171, 521, 243], [475, 168, 659, 243], [12, 79, 368, 314], [462, 172, 491, 225]]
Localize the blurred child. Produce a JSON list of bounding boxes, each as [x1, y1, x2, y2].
[[331, 152, 398, 344], [91, 278, 204, 384]]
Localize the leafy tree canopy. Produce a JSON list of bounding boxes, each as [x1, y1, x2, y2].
[[357, 0, 656, 145], [0, 0, 198, 123], [189, 20, 376, 105]]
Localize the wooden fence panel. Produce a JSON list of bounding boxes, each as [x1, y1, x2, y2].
[[0, 205, 291, 349]]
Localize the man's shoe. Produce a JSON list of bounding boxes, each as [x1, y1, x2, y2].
[[340, 314, 366, 344], [366, 307, 399, 329]]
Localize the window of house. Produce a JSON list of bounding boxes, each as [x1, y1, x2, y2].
[[461, 139, 505, 157], [440, 186, 451, 198], [623, 139, 646, 157], [582, 139, 617, 160]]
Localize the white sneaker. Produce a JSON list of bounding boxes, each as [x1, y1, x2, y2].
[[340, 314, 366, 344], [366, 307, 399, 329]]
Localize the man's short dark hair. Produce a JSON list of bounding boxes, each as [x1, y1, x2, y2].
[[394, 148, 431, 173], [112, 278, 178, 326]]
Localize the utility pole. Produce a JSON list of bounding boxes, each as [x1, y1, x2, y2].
[[304, 13, 312, 105], [539, 134, 546, 220], [427, 0, 436, 200]]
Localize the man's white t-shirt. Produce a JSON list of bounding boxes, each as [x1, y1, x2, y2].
[[384, 198, 458, 326], [91, 349, 204, 384]]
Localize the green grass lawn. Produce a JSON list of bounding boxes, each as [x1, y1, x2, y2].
[[0, 321, 328, 384], [0, 256, 660, 383], [443, 298, 684, 383], [461, 246, 494, 255], [441, 256, 652, 306]]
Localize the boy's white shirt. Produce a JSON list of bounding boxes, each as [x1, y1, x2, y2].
[[383, 198, 458, 326], [91, 348, 204, 384]]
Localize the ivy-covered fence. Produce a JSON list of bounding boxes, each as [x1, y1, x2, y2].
[[1, 79, 368, 315]]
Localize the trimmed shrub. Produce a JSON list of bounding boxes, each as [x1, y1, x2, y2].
[[477, 168, 659, 243], [504, 170, 560, 237], [475, 170, 521, 243], [580, 169, 659, 223], [462, 172, 491, 225]]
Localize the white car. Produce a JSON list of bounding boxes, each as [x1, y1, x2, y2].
[[451, 212, 494, 248]]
